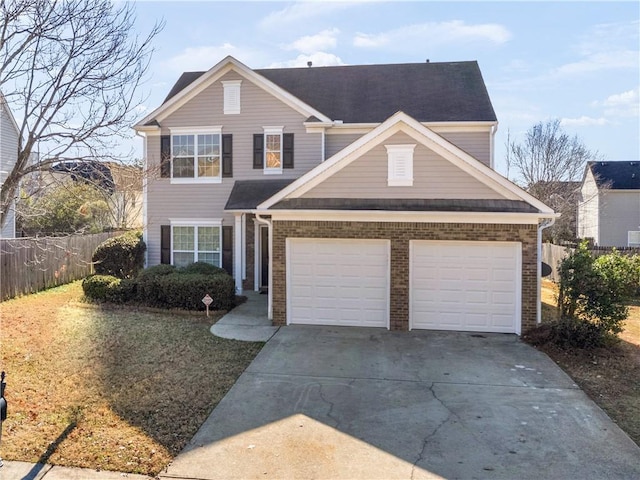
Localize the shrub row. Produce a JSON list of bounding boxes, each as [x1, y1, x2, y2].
[[83, 262, 235, 311]]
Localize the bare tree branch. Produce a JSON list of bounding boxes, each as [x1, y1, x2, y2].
[[0, 0, 163, 230]]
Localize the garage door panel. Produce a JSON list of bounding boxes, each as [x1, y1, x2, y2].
[[411, 241, 520, 333], [288, 239, 389, 327]]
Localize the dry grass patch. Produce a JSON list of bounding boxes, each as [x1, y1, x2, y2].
[[531, 280, 640, 446], [0, 282, 263, 475]]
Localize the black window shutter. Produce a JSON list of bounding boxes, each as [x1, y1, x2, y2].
[[222, 226, 233, 275], [253, 134, 264, 169], [222, 134, 233, 178], [283, 133, 294, 169], [160, 225, 171, 264], [160, 135, 171, 178]]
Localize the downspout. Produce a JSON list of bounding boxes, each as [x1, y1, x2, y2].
[[537, 217, 556, 326], [255, 213, 272, 320], [489, 123, 498, 170], [135, 130, 148, 267]]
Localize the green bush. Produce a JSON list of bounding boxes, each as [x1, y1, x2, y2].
[[150, 272, 235, 311], [558, 241, 627, 339], [548, 318, 612, 350], [83, 274, 121, 301], [83, 274, 138, 303], [180, 261, 226, 276], [594, 250, 640, 298], [93, 230, 146, 279]]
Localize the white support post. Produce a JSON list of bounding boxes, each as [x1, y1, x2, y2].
[[254, 219, 260, 291], [234, 213, 243, 295]]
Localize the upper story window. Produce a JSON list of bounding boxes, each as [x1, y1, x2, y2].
[[386, 144, 416, 186], [222, 80, 241, 114], [160, 130, 233, 181], [253, 128, 294, 174]]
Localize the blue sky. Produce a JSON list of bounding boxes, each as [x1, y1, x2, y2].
[[131, 1, 640, 179]]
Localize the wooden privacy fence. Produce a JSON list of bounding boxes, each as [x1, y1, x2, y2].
[[0, 231, 120, 301]]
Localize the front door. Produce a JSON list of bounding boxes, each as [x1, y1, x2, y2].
[[260, 225, 269, 292]]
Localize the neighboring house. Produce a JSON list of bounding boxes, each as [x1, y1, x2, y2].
[[0, 92, 20, 238], [577, 161, 640, 247], [134, 56, 556, 335]]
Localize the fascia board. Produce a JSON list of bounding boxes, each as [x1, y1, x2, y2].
[[262, 209, 558, 224], [0, 92, 21, 136], [134, 56, 331, 128]]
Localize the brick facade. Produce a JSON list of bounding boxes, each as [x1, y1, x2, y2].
[[271, 221, 539, 333]]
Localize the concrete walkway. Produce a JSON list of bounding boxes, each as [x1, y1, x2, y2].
[[210, 291, 278, 342], [0, 460, 153, 479]]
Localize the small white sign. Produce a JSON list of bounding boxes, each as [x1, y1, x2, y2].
[[202, 294, 213, 306]]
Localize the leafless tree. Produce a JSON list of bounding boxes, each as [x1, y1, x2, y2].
[[506, 119, 602, 242], [0, 0, 162, 230]]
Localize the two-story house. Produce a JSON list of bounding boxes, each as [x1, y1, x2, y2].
[[134, 56, 555, 334], [577, 161, 640, 247], [0, 92, 20, 238]]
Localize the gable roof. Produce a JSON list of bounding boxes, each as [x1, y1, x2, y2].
[[0, 91, 21, 137], [158, 59, 496, 124], [258, 111, 554, 216], [587, 161, 640, 190], [135, 56, 331, 128]]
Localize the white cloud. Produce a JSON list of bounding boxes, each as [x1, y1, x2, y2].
[[161, 44, 259, 72], [353, 20, 511, 49], [285, 28, 339, 54], [261, 2, 358, 30], [592, 87, 640, 118], [554, 50, 638, 77], [269, 52, 345, 69], [560, 116, 610, 127]]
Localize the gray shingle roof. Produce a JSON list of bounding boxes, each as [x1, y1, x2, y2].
[[270, 198, 538, 213], [163, 61, 497, 123], [225, 179, 295, 210], [588, 161, 640, 190]]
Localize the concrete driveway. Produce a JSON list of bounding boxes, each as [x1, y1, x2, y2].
[[162, 327, 640, 480]]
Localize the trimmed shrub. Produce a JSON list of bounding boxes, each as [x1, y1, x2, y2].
[[548, 317, 612, 350], [145, 272, 235, 311], [83, 274, 121, 302], [180, 261, 226, 276], [93, 230, 146, 279], [136, 264, 178, 306]]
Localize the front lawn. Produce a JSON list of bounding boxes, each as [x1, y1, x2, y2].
[[0, 282, 263, 475], [534, 280, 640, 446]]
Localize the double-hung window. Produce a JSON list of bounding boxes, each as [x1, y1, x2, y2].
[[171, 221, 222, 267], [264, 127, 283, 174], [170, 127, 222, 183]]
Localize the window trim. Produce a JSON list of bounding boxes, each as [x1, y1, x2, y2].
[[386, 144, 416, 187], [222, 80, 242, 114], [170, 219, 223, 267], [263, 126, 283, 175], [169, 127, 223, 184]]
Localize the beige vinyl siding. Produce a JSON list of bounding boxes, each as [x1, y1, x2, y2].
[[1, 103, 19, 238], [577, 170, 599, 243], [438, 131, 491, 167], [599, 190, 640, 247], [301, 131, 506, 200], [325, 133, 364, 159], [145, 71, 322, 265]]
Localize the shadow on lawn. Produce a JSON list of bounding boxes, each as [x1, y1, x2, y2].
[[86, 305, 263, 457], [22, 421, 77, 480]]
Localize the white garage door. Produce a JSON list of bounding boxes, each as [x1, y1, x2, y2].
[[287, 238, 389, 327], [411, 241, 521, 333]]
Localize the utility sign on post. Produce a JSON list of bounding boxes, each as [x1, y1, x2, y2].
[[202, 294, 213, 317]]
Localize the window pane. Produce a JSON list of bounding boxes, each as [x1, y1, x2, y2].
[[266, 134, 280, 151], [173, 226, 194, 250], [198, 157, 220, 177], [174, 252, 194, 268], [198, 226, 220, 251], [198, 252, 216, 265], [173, 135, 194, 157], [198, 134, 220, 156], [266, 151, 281, 168], [173, 157, 194, 178]]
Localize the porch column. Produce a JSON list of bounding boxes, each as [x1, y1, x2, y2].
[[234, 213, 243, 295]]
